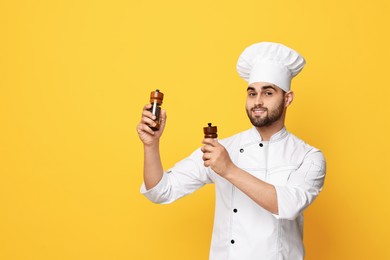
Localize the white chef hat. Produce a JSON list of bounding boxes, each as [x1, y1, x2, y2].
[[236, 42, 306, 92]]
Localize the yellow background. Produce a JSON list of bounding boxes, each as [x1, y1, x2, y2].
[[1, 0, 389, 259]]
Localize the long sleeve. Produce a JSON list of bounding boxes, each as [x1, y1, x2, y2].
[[141, 148, 214, 204], [274, 150, 326, 220]]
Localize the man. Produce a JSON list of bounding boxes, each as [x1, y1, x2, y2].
[[136, 42, 326, 259]]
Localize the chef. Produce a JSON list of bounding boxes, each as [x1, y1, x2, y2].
[[136, 42, 326, 260]]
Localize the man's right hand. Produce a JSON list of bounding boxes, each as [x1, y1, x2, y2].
[[136, 104, 167, 146]]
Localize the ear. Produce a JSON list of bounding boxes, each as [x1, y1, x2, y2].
[[284, 91, 294, 107]]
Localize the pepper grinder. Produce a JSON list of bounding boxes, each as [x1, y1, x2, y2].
[[203, 123, 218, 139], [148, 89, 164, 131]]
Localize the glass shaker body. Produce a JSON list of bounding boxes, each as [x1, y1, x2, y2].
[[148, 89, 164, 131]]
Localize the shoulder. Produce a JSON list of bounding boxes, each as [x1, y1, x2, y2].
[[287, 132, 326, 164]]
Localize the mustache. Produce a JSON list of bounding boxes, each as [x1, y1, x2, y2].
[[251, 105, 268, 112]]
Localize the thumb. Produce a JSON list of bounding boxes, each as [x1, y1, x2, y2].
[[159, 109, 167, 130]]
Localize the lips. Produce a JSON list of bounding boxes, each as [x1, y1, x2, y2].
[[251, 107, 267, 116]]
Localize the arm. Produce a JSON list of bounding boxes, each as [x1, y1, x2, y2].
[[138, 105, 213, 204], [274, 151, 326, 219], [136, 104, 167, 190], [201, 138, 278, 214], [222, 166, 278, 214], [201, 138, 326, 219]]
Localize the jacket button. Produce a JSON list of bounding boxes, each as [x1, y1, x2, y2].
[[259, 143, 263, 147], [233, 208, 238, 213], [231, 240, 235, 244], [240, 148, 244, 153]]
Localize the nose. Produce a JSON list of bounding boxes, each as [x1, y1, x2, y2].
[[255, 94, 263, 106]]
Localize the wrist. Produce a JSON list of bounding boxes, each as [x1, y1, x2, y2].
[[144, 141, 160, 151], [223, 163, 238, 179]]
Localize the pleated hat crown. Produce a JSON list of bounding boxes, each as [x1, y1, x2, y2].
[[236, 42, 306, 92]]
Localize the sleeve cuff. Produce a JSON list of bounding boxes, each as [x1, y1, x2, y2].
[[140, 172, 170, 203]]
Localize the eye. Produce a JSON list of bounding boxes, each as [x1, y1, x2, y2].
[[264, 91, 273, 96], [248, 92, 256, 97]]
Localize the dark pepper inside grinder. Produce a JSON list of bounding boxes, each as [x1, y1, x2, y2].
[[148, 89, 164, 131], [203, 123, 218, 139]]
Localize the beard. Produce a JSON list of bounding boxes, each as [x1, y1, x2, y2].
[[246, 99, 285, 127]]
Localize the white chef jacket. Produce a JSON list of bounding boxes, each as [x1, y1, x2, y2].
[[141, 127, 326, 260]]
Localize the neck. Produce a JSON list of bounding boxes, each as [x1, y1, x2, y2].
[[255, 120, 285, 141]]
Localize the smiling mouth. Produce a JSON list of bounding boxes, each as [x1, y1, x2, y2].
[[251, 107, 267, 115]]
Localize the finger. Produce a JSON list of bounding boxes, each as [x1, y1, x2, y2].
[[203, 160, 210, 167], [202, 138, 218, 146], [137, 122, 155, 136], [142, 104, 158, 122], [140, 116, 157, 129], [141, 105, 158, 124], [202, 152, 211, 161], [159, 109, 167, 130], [201, 144, 214, 153], [160, 109, 167, 120], [143, 104, 152, 111], [142, 109, 156, 121]]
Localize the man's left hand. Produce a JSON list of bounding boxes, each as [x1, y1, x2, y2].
[[201, 139, 235, 177]]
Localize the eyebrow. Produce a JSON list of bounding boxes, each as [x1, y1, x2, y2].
[[262, 86, 277, 91], [247, 85, 276, 91]]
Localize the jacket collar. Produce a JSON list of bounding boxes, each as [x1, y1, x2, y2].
[[249, 126, 288, 143]]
